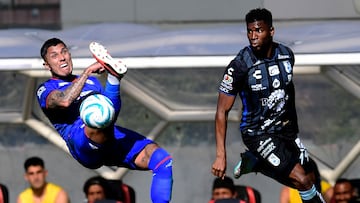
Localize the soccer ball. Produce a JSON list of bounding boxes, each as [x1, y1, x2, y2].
[[79, 94, 115, 128]]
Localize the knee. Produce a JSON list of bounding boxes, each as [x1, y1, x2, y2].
[[149, 148, 173, 203], [148, 148, 173, 177]]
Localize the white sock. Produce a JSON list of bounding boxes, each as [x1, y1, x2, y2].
[[107, 74, 120, 85]]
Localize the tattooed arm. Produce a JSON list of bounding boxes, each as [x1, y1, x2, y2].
[[47, 62, 104, 109]]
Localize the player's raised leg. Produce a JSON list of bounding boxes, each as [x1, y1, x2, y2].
[[89, 42, 127, 78]]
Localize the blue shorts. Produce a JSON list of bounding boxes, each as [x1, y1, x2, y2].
[[65, 119, 154, 169]]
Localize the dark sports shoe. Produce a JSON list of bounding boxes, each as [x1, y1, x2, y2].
[[89, 42, 127, 78], [233, 151, 258, 179]]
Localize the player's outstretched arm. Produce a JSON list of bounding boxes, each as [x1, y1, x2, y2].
[[47, 62, 104, 109]]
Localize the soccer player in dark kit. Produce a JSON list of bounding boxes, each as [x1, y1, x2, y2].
[[211, 8, 325, 203]]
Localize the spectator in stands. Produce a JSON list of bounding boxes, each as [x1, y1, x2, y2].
[[17, 156, 70, 203], [0, 183, 9, 203], [83, 176, 135, 203], [211, 176, 238, 201], [83, 176, 121, 203], [209, 176, 259, 203], [279, 159, 333, 203], [330, 178, 358, 203]]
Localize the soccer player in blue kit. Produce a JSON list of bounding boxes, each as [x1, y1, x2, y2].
[[36, 38, 173, 203], [211, 8, 326, 203]]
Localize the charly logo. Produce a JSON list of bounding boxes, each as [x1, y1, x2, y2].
[[253, 69, 262, 80]]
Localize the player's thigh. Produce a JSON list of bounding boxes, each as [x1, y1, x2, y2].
[[109, 126, 155, 169], [245, 135, 298, 180]]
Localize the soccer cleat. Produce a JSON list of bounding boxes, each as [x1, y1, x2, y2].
[[233, 151, 258, 179], [89, 42, 127, 78]]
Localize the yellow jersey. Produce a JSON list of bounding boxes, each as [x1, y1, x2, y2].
[[19, 182, 62, 203], [288, 180, 332, 203]]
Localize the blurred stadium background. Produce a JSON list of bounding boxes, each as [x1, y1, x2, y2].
[[0, 0, 360, 202]]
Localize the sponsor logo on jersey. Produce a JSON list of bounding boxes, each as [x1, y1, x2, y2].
[[277, 54, 290, 60], [261, 118, 275, 130], [258, 137, 277, 158], [258, 137, 272, 152], [253, 69, 262, 80], [267, 153, 280, 166], [37, 86, 46, 98], [222, 74, 233, 85], [267, 89, 286, 111], [219, 67, 234, 93], [86, 79, 95, 85], [272, 78, 280, 88], [58, 82, 70, 87], [268, 65, 280, 76], [219, 83, 233, 93], [283, 60, 292, 73], [287, 74, 292, 83], [251, 84, 267, 91], [227, 67, 234, 76], [261, 141, 276, 158], [78, 90, 94, 101]]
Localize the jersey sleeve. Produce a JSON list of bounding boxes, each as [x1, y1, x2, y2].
[[36, 81, 56, 109], [218, 58, 247, 96]]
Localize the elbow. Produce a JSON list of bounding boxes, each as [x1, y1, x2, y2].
[[215, 110, 228, 122], [57, 99, 73, 108]]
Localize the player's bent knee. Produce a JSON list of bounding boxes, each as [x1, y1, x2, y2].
[[148, 148, 173, 203], [148, 148, 172, 175]]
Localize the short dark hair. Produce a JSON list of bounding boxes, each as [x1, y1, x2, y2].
[[24, 156, 45, 171], [212, 176, 236, 193], [245, 8, 273, 27], [40, 38, 67, 60], [83, 176, 112, 197], [335, 178, 353, 186]]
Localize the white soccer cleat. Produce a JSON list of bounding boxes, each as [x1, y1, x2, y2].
[[89, 42, 127, 78]]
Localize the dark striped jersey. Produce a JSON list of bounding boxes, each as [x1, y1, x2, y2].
[[219, 43, 299, 137]]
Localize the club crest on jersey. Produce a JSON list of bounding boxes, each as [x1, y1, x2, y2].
[[268, 65, 280, 76]]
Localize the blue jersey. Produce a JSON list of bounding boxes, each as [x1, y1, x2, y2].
[[35, 75, 153, 169], [219, 43, 299, 137], [36, 75, 103, 139]]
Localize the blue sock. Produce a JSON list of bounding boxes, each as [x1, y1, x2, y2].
[[104, 81, 121, 114], [148, 148, 173, 203], [299, 184, 325, 203]]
